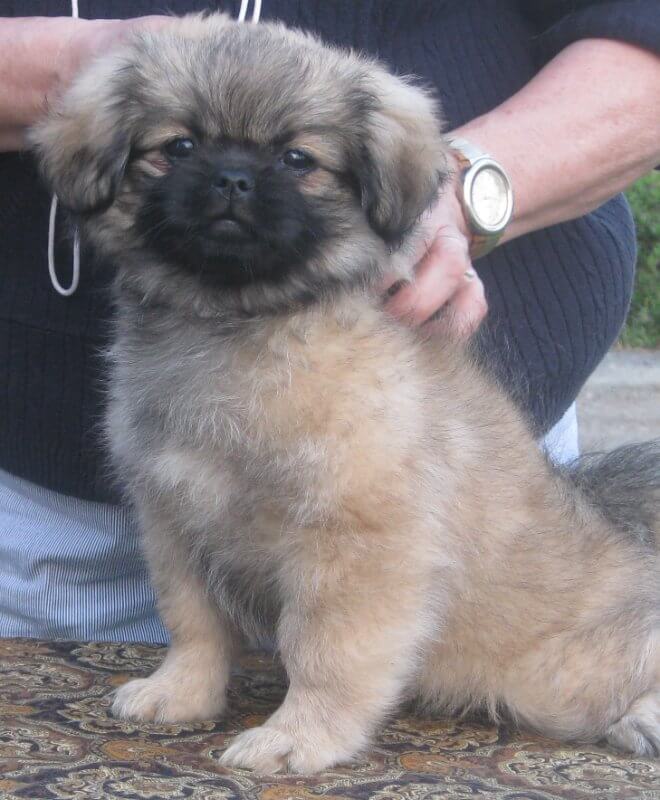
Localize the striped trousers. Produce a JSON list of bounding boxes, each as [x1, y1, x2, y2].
[[0, 467, 168, 643]]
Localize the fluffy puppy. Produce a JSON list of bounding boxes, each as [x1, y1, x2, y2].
[[31, 14, 659, 774]]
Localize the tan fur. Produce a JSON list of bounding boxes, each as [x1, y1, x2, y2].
[[30, 14, 659, 774]]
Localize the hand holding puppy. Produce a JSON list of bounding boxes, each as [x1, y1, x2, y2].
[[383, 164, 488, 338], [0, 16, 171, 151]]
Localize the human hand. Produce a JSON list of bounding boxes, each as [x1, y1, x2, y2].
[[0, 16, 174, 151], [382, 168, 488, 338], [57, 16, 172, 90]]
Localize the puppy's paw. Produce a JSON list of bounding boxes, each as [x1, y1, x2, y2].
[[220, 726, 294, 773], [112, 674, 225, 724], [219, 724, 347, 774], [606, 689, 660, 757]]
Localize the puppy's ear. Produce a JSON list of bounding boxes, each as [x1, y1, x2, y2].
[[29, 54, 134, 214], [358, 72, 449, 242]]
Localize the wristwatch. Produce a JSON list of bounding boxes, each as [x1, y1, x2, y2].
[[447, 137, 514, 260]]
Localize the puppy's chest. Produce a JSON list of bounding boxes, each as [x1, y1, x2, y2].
[[135, 322, 361, 482], [128, 333, 344, 526], [121, 307, 428, 540]]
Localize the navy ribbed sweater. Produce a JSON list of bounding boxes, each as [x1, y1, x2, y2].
[[1, 0, 658, 502]]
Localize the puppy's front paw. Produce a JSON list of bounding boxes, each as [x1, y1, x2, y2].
[[112, 674, 225, 724], [220, 724, 346, 774], [220, 726, 295, 773]]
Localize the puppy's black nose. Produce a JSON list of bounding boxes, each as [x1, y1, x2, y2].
[[213, 168, 255, 196]]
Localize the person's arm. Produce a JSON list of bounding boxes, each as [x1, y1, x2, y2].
[[385, 38, 660, 334], [0, 17, 169, 152], [464, 38, 660, 244]]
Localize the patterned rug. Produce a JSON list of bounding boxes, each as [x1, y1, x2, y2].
[[0, 638, 657, 799]]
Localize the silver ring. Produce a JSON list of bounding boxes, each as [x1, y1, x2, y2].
[[464, 268, 476, 280]]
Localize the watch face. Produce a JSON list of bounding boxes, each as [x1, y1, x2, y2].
[[469, 165, 511, 230]]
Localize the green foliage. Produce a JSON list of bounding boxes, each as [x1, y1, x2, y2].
[[621, 172, 660, 348]]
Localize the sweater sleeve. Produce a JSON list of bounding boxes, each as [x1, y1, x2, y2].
[[521, 1, 660, 59]]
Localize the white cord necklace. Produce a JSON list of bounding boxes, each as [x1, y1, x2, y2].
[[48, 195, 81, 296], [47, 0, 81, 296], [238, 0, 262, 23]]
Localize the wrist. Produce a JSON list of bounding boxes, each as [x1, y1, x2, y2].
[[446, 136, 514, 259], [445, 159, 472, 241], [0, 18, 92, 147], [58, 19, 126, 89]]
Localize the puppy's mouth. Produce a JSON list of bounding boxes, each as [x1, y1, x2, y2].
[[204, 190, 258, 244], [207, 212, 252, 240]]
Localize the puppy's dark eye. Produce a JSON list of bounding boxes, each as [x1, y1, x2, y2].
[[281, 149, 315, 171], [163, 138, 195, 159]]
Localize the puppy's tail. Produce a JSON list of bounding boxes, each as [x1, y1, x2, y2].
[[563, 441, 660, 547]]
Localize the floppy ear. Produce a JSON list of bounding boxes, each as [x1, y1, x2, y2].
[[29, 53, 134, 214], [358, 72, 449, 242]]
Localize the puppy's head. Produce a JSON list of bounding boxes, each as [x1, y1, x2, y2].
[[31, 14, 448, 311]]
